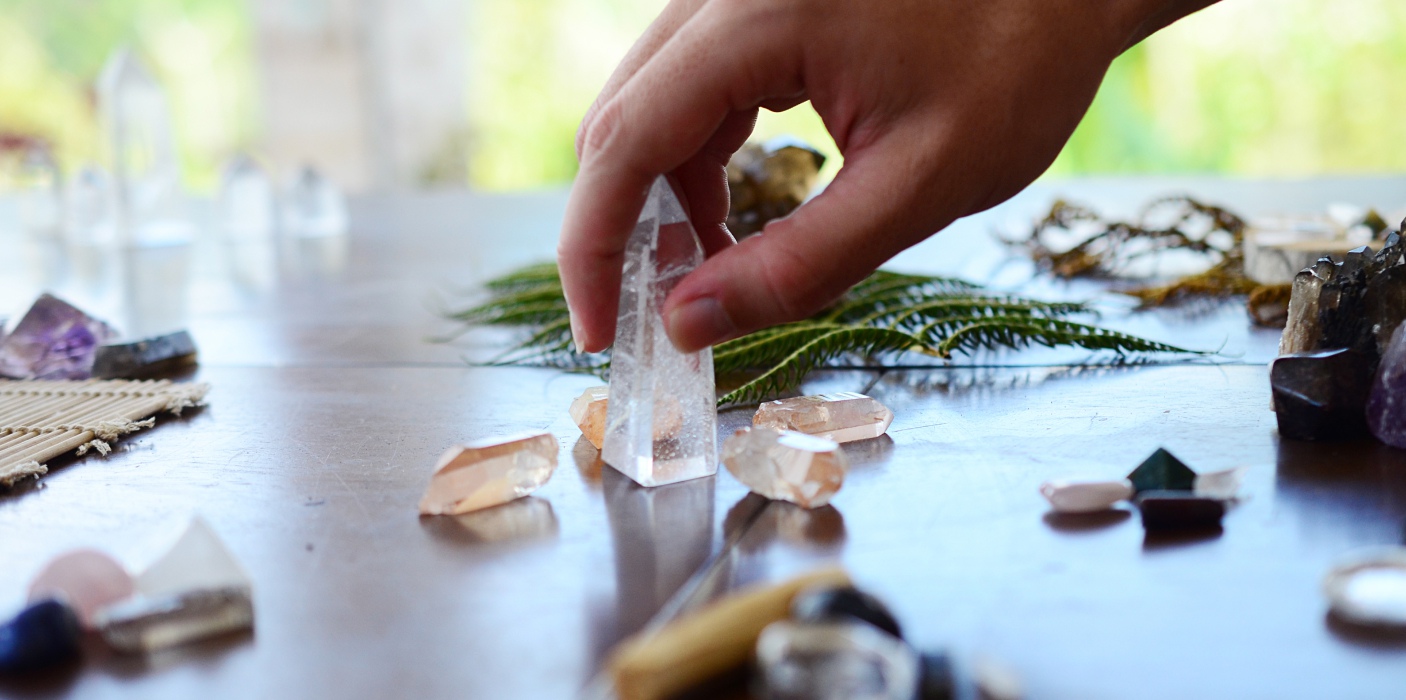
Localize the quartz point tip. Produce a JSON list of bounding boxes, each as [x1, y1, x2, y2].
[[723, 427, 847, 509], [137, 516, 251, 598], [753, 392, 894, 443], [601, 176, 719, 487], [420, 431, 558, 515]]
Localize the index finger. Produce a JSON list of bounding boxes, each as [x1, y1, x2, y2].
[[557, 6, 797, 353]]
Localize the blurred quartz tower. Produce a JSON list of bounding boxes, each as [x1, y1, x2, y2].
[[250, 0, 467, 191], [218, 156, 276, 240], [97, 48, 191, 246]]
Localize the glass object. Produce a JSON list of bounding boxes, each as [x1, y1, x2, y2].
[[281, 166, 348, 238], [755, 620, 919, 700]]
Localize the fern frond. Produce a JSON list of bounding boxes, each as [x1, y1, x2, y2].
[[484, 262, 562, 292], [935, 318, 1194, 358], [718, 327, 921, 406], [452, 299, 569, 327], [866, 297, 1087, 328], [713, 322, 850, 374], [825, 273, 980, 321]]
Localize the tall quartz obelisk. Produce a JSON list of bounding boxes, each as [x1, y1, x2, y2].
[[601, 177, 719, 487]]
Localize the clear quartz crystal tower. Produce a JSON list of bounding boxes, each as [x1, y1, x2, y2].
[[602, 177, 718, 487]]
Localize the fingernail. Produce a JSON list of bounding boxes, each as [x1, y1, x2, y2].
[[570, 313, 587, 354], [666, 296, 736, 352]]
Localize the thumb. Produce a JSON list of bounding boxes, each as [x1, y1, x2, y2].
[[662, 135, 960, 352]]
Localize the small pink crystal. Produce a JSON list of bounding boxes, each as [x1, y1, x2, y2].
[[28, 548, 135, 629], [723, 427, 847, 508], [753, 392, 893, 444], [419, 431, 558, 516], [569, 386, 609, 450]]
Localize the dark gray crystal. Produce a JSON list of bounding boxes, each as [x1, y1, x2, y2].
[[1271, 348, 1375, 441], [92, 330, 198, 379], [1135, 491, 1226, 532]]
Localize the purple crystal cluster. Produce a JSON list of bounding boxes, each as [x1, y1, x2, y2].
[[1368, 324, 1406, 447], [0, 295, 118, 381]]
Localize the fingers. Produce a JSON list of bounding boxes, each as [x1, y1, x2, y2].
[[576, 0, 709, 158], [662, 133, 959, 352], [672, 109, 759, 256], [559, 5, 796, 353]]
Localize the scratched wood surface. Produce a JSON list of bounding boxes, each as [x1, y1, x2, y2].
[[1, 176, 1404, 699]]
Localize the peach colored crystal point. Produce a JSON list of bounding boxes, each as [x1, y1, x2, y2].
[[570, 386, 610, 450], [723, 427, 847, 509], [28, 549, 135, 629], [752, 392, 893, 444], [419, 431, 558, 516]]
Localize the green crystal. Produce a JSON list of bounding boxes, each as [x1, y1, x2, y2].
[[1126, 448, 1196, 494]]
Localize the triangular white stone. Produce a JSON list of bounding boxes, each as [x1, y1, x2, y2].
[[136, 516, 251, 597]]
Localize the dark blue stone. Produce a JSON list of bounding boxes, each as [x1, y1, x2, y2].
[[0, 599, 81, 673]]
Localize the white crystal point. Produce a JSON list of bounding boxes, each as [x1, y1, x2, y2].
[[420, 431, 559, 515], [601, 176, 719, 487], [1194, 465, 1248, 500], [1039, 477, 1134, 513], [137, 517, 251, 598], [753, 392, 894, 443], [723, 427, 847, 508]]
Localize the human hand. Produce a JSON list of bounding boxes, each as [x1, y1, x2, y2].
[[558, 0, 1217, 353]]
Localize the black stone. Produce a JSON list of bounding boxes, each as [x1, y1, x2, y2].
[[1126, 448, 1196, 494], [1136, 491, 1226, 532], [790, 586, 903, 640], [916, 651, 956, 700], [1270, 348, 1375, 441], [0, 599, 81, 674], [91, 330, 198, 379]]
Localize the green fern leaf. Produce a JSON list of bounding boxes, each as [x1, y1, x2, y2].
[[935, 318, 1195, 358], [718, 327, 921, 406]]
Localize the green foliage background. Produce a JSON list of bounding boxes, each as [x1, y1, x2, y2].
[[1, 0, 1403, 190]]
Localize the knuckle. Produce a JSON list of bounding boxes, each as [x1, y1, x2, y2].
[[578, 100, 624, 161]]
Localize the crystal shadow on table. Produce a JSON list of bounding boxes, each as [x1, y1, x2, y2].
[[417, 497, 560, 548], [1273, 438, 1406, 546], [587, 467, 717, 673]]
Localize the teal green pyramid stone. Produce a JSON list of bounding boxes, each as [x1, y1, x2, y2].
[[1126, 448, 1196, 494]]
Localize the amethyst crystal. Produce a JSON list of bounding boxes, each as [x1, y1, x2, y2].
[[0, 294, 118, 380], [1367, 324, 1406, 448]]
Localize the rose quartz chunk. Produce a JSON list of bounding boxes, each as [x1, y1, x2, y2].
[[753, 392, 894, 444], [420, 431, 558, 515], [28, 548, 135, 629], [723, 427, 847, 508]]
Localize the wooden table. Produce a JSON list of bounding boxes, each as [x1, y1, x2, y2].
[[1, 177, 1404, 699]]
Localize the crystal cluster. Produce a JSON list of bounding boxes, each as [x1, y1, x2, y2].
[[726, 138, 826, 239], [601, 176, 718, 487], [753, 393, 894, 443], [0, 294, 118, 380], [1272, 223, 1406, 444], [420, 431, 558, 515], [724, 427, 847, 508]]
